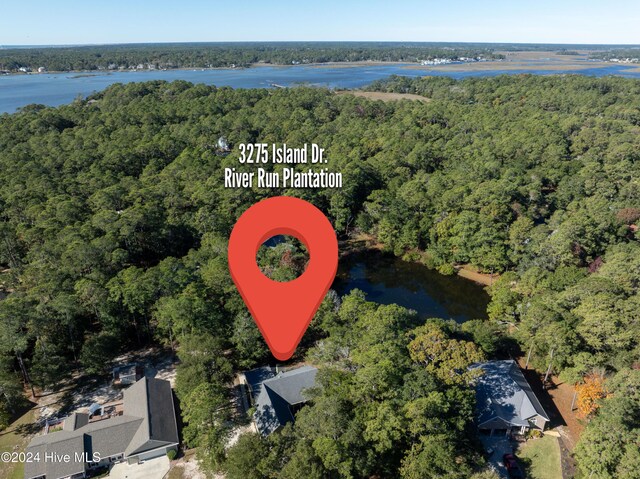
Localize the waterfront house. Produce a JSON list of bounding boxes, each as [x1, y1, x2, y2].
[[470, 360, 550, 436], [240, 365, 317, 436]]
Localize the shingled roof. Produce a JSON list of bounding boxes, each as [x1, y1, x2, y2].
[[23, 435, 86, 479], [24, 377, 178, 479], [244, 366, 276, 402], [471, 360, 550, 429], [253, 366, 317, 436], [62, 412, 89, 432], [124, 375, 179, 456]]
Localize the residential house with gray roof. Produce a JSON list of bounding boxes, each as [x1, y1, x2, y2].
[[241, 365, 317, 436], [24, 377, 179, 479], [471, 360, 550, 436]]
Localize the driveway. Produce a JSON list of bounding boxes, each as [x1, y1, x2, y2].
[[479, 435, 516, 478], [109, 455, 170, 479]]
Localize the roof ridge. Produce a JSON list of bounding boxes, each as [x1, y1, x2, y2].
[[269, 365, 314, 379], [144, 376, 152, 437], [507, 362, 550, 421]]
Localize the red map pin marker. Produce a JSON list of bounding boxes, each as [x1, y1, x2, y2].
[[228, 196, 338, 361]]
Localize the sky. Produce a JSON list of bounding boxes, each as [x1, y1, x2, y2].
[[2, 0, 640, 46]]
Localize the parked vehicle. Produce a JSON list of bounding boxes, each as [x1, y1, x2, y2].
[[503, 453, 525, 478]]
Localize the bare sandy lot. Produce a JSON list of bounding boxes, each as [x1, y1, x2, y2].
[[167, 450, 213, 479], [34, 347, 178, 424], [335, 90, 429, 102], [455, 264, 499, 286]]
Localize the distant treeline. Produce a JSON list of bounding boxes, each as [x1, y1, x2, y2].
[[588, 48, 640, 60], [556, 49, 581, 55], [0, 42, 505, 72]]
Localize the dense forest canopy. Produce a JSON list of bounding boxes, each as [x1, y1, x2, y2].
[[0, 42, 504, 72], [0, 74, 639, 478]]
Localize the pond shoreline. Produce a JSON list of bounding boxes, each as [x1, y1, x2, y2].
[[334, 244, 490, 321], [339, 233, 496, 286]]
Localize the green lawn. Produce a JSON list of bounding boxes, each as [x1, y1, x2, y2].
[[517, 435, 562, 479], [0, 407, 37, 479]]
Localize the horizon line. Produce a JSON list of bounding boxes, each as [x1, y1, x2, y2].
[[2, 40, 640, 49]]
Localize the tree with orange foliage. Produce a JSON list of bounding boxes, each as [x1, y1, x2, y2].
[[575, 374, 607, 418]]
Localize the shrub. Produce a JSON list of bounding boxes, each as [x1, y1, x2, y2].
[[437, 263, 456, 275], [526, 429, 544, 439]]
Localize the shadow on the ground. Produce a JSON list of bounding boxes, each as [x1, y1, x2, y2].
[[0, 397, 38, 437], [518, 455, 534, 477], [520, 367, 567, 429], [173, 390, 185, 449], [12, 418, 41, 436], [54, 374, 107, 416]]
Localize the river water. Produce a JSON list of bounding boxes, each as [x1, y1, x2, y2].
[[2, 62, 640, 113]]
